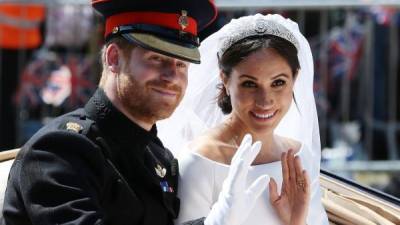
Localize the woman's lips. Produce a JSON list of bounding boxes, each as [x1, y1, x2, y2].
[[250, 110, 277, 121]]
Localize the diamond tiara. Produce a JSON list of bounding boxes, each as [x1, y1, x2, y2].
[[218, 16, 300, 57]]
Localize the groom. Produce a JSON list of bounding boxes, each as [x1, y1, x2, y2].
[[1, 0, 217, 224]]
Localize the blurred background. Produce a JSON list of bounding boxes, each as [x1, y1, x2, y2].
[[0, 0, 399, 199]]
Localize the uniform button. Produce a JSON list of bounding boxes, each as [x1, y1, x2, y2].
[[117, 179, 122, 183]]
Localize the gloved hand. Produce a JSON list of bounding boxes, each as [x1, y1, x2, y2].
[[204, 134, 270, 225]]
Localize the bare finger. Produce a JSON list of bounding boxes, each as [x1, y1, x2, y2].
[[268, 177, 279, 204], [303, 170, 311, 195], [294, 156, 304, 181], [287, 149, 296, 185], [281, 152, 289, 192]]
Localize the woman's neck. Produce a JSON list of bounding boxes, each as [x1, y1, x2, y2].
[[221, 116, 282, 164]]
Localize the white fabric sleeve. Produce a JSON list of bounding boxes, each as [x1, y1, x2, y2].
[[175, 152, 216, 225]]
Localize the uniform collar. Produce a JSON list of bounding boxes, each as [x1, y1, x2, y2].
[[84, 88, 158, 149]]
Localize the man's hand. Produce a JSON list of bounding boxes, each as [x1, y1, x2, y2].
[[204, 134, 269, 225], [269, 149, 310, 225]]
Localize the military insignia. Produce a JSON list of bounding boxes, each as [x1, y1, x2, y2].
[[66, 122, 83, 133], [178, 10, 188, 30], [160, 181, 174, 193], [112, 26, 119, 34], [170, 159, 178, 176], [155, 164, 167, 178]]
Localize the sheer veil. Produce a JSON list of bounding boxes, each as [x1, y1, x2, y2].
[[157, 14, 326, 224], [158, 14, 320, 170]]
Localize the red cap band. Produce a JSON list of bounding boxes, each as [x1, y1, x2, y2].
[[105, 11, 197, 38]]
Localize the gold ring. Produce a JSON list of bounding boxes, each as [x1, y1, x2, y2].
[[297, 179, 305, 188]]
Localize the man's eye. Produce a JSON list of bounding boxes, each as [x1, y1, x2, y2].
[[176, 61, 188, 69], [272, 79, 286, 87], [150, 56, 163, 62], [241, 81, 257, 88]]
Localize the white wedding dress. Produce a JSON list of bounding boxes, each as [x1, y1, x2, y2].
[[175, 143, 329, 225], [157, 14, 330, 225]]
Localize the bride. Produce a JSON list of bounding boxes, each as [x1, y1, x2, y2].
[[158, 14, 329, 225]]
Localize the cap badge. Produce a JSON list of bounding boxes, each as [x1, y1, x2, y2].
[[112, 26, 119, 34], [66, 122, 83, 133], [178, 10, 189, 30], [155, 164, 167, 178]]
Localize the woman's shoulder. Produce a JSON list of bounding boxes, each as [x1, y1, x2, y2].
[[188, 130, 235, 165], [178, 134, 224, 183], [275, 135, 302, 153]]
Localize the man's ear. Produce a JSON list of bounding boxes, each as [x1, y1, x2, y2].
[[106, 43, 121, 73]]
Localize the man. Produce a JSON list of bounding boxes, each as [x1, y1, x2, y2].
[[1, 0, 217, 224]]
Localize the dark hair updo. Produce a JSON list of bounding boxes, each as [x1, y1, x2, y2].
[[217, 35, 300, 114]]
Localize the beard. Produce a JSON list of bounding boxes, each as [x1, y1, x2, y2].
[[117, 73, 184, 125]]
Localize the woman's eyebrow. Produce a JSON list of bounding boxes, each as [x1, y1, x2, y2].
[[271, 73, 289, 79], [239, 74, 257, 80]]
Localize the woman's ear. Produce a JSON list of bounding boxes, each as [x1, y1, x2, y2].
[[220, 71, 230, 95], [106, 43, 121, 73]]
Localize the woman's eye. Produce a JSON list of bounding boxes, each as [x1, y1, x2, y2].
[[272, 79, 286, 87], [241, 81, 257, 88]]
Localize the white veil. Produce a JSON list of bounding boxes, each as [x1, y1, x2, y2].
[[158, 14, 320, 166], [158, 13, 327, 224]]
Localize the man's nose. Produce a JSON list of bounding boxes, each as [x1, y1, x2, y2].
[[161, 62, 179, 82]]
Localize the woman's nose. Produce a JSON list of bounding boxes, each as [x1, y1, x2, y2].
[[255, 89, 273, 108]]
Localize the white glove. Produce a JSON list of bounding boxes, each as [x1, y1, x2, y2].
[[204, 134, 270, 225]]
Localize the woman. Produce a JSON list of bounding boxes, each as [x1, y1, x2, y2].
[[158, 14, 328, 225]]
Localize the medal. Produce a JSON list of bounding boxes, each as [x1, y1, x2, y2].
[[155, 164, 167, 178], [160, 181, 174, 193]]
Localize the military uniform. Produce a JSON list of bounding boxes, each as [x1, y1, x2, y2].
[[2, 89, 187, 224], [1, 1, 217, 223], [2, 89, 210, 225]]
